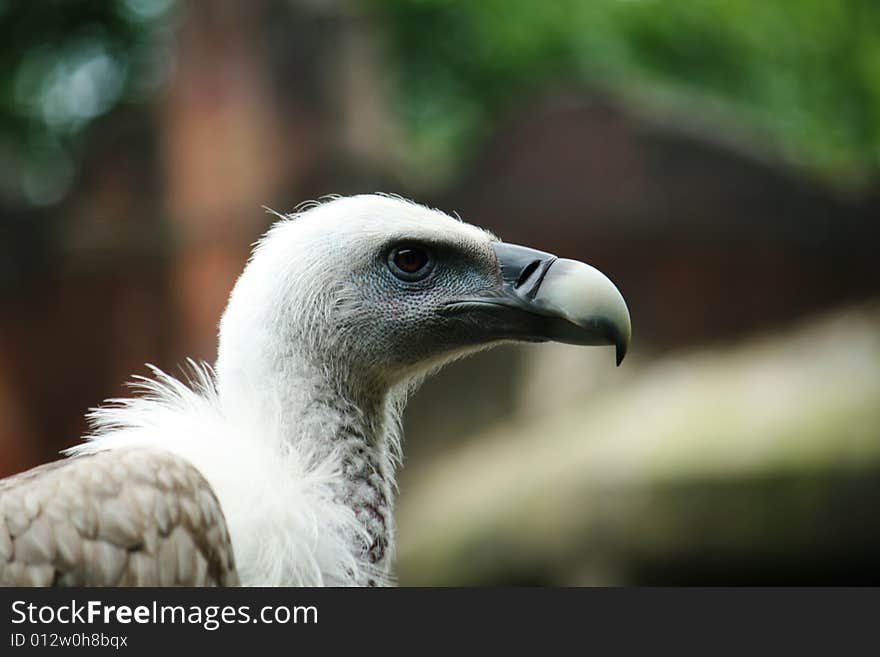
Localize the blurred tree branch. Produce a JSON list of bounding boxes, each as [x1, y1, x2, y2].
[[366, 0, 880, 188]]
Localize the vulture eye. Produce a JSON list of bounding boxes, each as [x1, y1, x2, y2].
[[388, 244, 433, 281]]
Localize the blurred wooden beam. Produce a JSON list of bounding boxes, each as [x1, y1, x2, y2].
[[161, 0, 288, 362], [396, 303, 880, 585]]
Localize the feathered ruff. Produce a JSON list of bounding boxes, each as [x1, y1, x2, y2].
[[67, 361, 390, 587]]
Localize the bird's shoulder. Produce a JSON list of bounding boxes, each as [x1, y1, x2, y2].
[[0, 446, 239, 586]]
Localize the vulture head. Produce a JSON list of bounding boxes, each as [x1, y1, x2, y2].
[[18, 194, 630, 588], [216, 194, 630, 404]]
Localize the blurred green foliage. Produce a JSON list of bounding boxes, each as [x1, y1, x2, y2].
[[0, 0, 174, 205], [367, 0, 880, 185], [2, 0, 880, 206]]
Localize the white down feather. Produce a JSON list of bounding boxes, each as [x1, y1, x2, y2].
[[68, 362, 380, 586]]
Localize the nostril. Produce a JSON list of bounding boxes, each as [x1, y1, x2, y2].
[[515, 260, 542, 289]]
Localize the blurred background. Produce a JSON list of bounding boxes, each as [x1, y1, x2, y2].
[[1, 0, 879, 584]]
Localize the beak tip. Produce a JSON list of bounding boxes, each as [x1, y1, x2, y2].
[[615, 341, 627, 367]]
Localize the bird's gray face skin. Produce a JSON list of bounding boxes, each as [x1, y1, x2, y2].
[[335, 234, 631, 383]]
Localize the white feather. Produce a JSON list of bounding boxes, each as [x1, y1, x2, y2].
[[68, 362, 378, 586]]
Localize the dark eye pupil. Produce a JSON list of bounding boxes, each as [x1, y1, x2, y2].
[[394, 248, 427, 273]]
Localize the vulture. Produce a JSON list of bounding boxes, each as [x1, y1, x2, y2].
[[0, 194, 630, 586]]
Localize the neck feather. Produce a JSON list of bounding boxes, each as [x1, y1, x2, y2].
[[216, 341, 405, 583]]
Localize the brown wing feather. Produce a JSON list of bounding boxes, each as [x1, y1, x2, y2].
[[0, 447, 239, 586]]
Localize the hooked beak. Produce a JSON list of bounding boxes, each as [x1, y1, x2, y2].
[[444, 242, 632, 365]]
